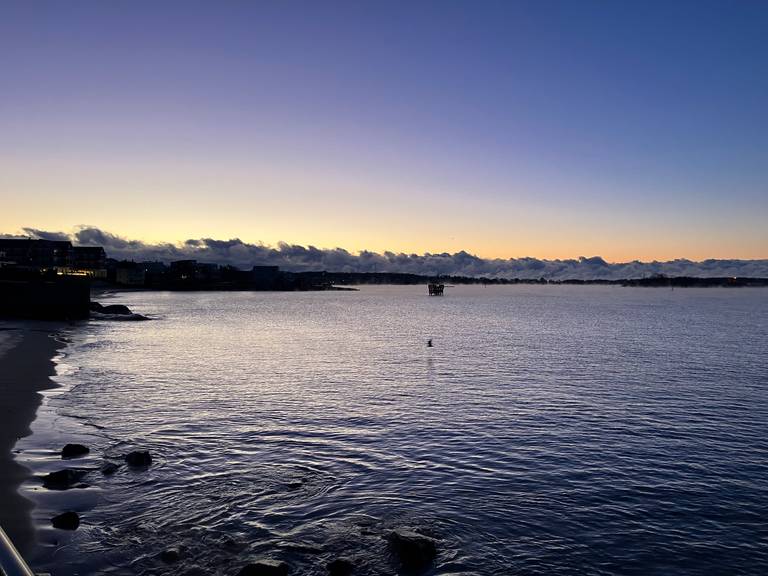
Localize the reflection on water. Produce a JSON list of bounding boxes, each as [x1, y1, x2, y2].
[[18, 285, 768, 575]]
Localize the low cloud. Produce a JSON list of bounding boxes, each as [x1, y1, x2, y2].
[[5, 226, 768, 280], [21, 228, 71, 242]]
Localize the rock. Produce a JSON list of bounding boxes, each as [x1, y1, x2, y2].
[[160, 547, 181, 563], [100, 304, 132, 315], [51, 511, 80, 530], [101, 461, 120, 475], [386, 529, 437, 571], [42, 469, 87, 490], [125, 450, 152, 467], [61, 443, 90, 459], [327, 558, 354, 576], [91, 301, 144, 319], [237, 559, 289, 576]]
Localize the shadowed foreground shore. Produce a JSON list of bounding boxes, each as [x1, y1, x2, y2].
[[0, 326, 63, 555]]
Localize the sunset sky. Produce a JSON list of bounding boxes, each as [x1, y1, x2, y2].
[[1, 1, 766, 262]]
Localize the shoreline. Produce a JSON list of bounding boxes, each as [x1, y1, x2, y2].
[[0, 325, 64, 556]]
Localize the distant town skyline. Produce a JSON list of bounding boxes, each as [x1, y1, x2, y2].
[[2, 2, 767, 261], [3, 221, 768, 264], [3, 225, 768, 281]]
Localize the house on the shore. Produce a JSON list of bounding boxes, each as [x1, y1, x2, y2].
[[71, 246, 107, 276], [0, 238, 107, 278], [0, 239, 94, 319], [0, 238, 72, 269]]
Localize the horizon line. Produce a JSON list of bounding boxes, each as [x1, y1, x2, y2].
[[4, 226, 767, 265]]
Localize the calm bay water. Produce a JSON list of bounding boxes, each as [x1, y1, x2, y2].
[[18, 285, 768, 575]]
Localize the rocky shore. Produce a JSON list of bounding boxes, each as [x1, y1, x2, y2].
[[0, 325, 64, 555], [21, 433, 441, 575]]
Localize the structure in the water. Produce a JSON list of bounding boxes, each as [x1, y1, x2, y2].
[[428, 283, 444, 296]]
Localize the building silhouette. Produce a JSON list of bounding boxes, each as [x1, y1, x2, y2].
[[0, 239, 106, 277]]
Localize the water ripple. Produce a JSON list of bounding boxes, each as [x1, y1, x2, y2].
[[18, 286, 768, 575]]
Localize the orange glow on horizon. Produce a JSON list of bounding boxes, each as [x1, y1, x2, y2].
[[3, 219, 765, 264]]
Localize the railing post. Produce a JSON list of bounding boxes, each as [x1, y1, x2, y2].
[[0, 526, 36, 576]]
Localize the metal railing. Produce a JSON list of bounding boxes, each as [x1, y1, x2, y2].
[[0, 526, 35, 576]]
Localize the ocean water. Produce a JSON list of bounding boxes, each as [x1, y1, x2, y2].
[[16, 285, 768, 575]]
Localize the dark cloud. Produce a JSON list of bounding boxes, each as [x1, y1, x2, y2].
[[5, 226, 768, 280], [21, 227, 71, 242]]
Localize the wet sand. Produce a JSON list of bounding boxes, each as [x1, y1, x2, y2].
[[0, 326, 63, 555]]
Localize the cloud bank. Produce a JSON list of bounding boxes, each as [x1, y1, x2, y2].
[[7, 226, 768, 280]]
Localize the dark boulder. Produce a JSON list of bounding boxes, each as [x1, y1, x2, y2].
[[125, 450, 152, 467], [327, 558, 354, 576], [61, 443, 90, 459], [42, 469, 87, 490], [161, 547, 182, 563], [51, 511, 80, 530], [91, 301, 144, 318], [101, 461, 120, 475], [386, 529, 437, 571], [237, 559, 289, 576], [101, 304, 132, 315]]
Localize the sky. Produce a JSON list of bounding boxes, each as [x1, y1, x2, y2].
[[1, 1, 767, 262]]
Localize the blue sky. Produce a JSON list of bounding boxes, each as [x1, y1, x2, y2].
[[1, 1, 766, 260]]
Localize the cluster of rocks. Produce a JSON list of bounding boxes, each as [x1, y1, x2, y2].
[[151, 527, 437, 575], [225, 529, 436, 575], [45, 443, 439, 574], [89, 302, 133, 315], [43, 443, 154, 532], [89, 301, 149, 321]]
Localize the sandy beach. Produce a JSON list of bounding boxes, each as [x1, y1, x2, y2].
[[0, 325, 63, 556]]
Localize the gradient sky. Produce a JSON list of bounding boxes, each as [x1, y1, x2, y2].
[[1, 1, 766, 261]]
